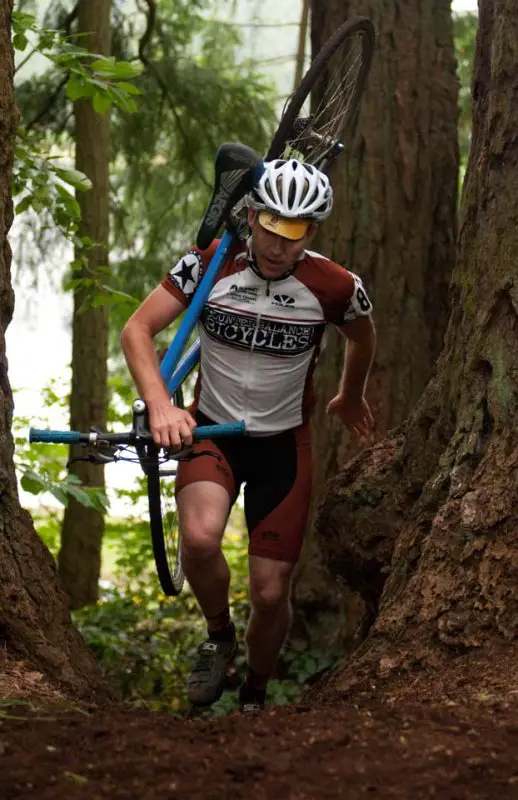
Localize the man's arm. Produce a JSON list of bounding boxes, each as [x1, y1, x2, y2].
[[326, 314, 377, 442], [120, 285, 196, 449]]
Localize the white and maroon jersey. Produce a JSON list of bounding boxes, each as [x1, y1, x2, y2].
[[161, 239, 372, 435]]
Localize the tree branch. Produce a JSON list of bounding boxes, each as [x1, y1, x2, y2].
[[137, 0, 211, 190], [25, 74, 69, 132]]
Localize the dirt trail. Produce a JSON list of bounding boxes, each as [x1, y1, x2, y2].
[[1, 648, 517, 799]]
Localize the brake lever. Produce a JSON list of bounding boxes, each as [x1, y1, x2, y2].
[[67, 443, 119, 467]]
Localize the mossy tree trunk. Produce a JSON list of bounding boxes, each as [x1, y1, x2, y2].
[[0, 0, 107, 699], [293, 0, 460, 652], [58, 0, 111, 610], [317, 0, 517, 694]]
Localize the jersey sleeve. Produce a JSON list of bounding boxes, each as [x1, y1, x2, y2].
[[294, 253, 373, 326], [161, 248, 205, 306], [341, 272, 373, 324], [323, 268, 373, 326]]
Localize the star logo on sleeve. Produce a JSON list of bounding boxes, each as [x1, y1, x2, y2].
[[168, 251, 202, 297]]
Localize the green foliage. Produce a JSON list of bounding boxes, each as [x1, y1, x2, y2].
[[13, 10, 143, 113], [21, 468, 109, 512], [62, 52, 143, 114], [13, 380, 109, 518], [13, 128, 89, 239], [12, 10, 142, 264], [454, 12, 478, 169], [72, 517, 248, 712], [73, 517, 342, 715], [63, 257, 140, 315]]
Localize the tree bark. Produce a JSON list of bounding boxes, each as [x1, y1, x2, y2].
[[58, 0, 111, 609], [292, 0, 459, 652], [0, 0, 107, 699], [317, 0, 517, 696]]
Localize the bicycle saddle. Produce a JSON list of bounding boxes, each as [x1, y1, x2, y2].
[[196, 142, 264, 250]]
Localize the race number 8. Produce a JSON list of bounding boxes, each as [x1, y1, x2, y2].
[[352, 275, 372, 315], [358, 287, 371, 312]]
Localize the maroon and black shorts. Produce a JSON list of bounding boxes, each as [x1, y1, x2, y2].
[[175, 411, 313, 563]]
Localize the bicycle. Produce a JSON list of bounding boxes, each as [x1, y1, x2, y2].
[[30, 17, 375, 597]]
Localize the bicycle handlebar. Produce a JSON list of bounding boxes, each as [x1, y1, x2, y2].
[[29, 420, 246, 446]]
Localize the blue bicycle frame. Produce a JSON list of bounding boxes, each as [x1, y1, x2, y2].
[[164, 178, 263, 394], [163, 230, 234, 396]]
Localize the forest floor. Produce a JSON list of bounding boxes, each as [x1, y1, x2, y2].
[[0, 644, 517, 799]]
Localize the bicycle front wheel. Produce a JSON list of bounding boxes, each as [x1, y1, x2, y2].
[[266, 17, 375, 171], [147, 458, 185, 596]]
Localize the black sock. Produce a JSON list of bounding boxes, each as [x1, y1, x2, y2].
[[244, 665, 269, 691], [239, 680, 266, 705], [206, 607, 231, 631], [208, 620, 235, 643]]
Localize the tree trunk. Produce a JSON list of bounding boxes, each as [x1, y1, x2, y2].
[[58, 0, 111, 609], [0, 0, 106, 699], [316, 0, 517, 696], [292, 0, 459, 653]]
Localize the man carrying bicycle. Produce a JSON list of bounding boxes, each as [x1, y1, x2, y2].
[[121, 158, 376, 713]]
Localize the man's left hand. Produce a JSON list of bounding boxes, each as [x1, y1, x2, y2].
[[326, 394, 375, 444]]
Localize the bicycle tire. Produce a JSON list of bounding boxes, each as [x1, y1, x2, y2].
[[266, 17, 375, 170], [147, 453, 185, 596]]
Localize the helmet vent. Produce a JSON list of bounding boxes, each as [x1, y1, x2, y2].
[[244, 158, 333, 222]]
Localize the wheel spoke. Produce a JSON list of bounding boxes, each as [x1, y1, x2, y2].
[[283, 33, 365, 165], [266, 18, 375, 168]]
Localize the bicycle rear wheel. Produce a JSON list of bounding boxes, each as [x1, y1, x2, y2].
[[146, 453, 185, 596], [266, 17, 375, 171]]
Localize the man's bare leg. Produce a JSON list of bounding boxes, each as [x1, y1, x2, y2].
[[177, 480, 231, 628], [240, 555, 294, 709], [177, 481, 236, 706]]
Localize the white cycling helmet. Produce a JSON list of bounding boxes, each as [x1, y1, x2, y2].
[[245, 159, 333, 222]]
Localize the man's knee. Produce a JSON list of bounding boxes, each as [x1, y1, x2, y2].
[[181, 526, 221, 561], [177, 483, 229, 561], [180, 508, 225, 561], [249, 574, 291, 614]]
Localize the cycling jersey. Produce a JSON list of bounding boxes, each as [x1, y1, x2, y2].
[[161, 238, 372, 435]]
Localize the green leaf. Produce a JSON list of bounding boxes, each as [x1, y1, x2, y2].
[[90, 293, 111, 308], [111, 93, 138, 114], [56, 185, 81, 219], [101, 286, 140, 308], [89, 57, 117, 70], [21, 471, 46, 495], [12, 12, 36, 33], [49, 485, 68, 506], [92, 60, 143, 80], [13, 32, 29, 51], [65, 473, 82, 485], [66, 75, 88, 101], [116, 82, 143, 96], [63, 483, 96, 509], [15, 196, 32, 214], [93, 92, 113, 115], [54, 168, 92, 192]]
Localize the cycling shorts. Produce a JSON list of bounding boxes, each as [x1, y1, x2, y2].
[[175, 411, 313, 563]]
